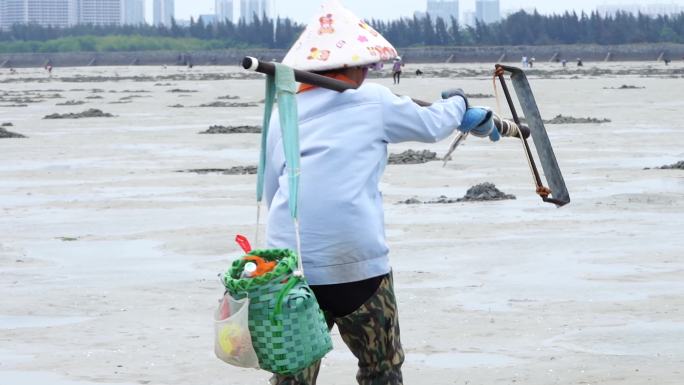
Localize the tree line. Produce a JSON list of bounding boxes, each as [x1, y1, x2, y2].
[[371, 11, 684, 46], [0, 15, 302, 53], [1, 11, 683, 53]]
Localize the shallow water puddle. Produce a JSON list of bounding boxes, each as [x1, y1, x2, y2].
[[325, 349, 518, 369], [0, 371, 137, 385], [545, 320, 684, 356], [0, 315, 91, 330], [408, 352, 519, 369], [0, 348, 33, 365]]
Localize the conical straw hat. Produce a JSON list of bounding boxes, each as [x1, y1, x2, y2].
[[282, 0, 399, 72]]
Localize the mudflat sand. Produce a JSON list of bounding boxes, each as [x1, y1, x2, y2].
[[1, 61, 683, 385]]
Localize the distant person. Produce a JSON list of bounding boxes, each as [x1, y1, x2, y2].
[[664, 58, 671, 66], [45, 64, 53, 77], [415, 69, 423, 77], [561, 59, 567, 68], [529, 57, 535, 68], [577, 58, 584, 67], [522, 56, 528, 68], [392, 56, 404, 84], [371, 61, 384, 71]]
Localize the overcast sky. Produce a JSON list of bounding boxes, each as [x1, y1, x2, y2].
[[164, 0, 684, 23]]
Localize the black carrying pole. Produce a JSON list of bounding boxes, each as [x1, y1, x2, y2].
[[242, 56, 431, 106], [242, 57, 529, 139]]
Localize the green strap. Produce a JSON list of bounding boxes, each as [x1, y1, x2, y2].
[[256, 64, 301, 220], [254, 65, 303, 322], [256, 75, 275, 203], [270, 275, 301, 324]]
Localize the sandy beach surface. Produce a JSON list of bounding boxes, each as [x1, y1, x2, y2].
[[1, 61, 683, 385]]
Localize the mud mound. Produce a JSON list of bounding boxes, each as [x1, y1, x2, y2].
[[44, 109, 114, 119], [457, 183, 516, 202], [179, 166, 257, 175], [119, 95, 149, 101], [169, 104, 184, 108], [168, 89, 198, 93], [397, 183, 515, 204], [544, 114, 611, 124], [657, 161, 684, 170], [198, 101, 258, 108], [604, 85, 645, 89], [217, 95, 240, 100], [41, 93, 64, 99], [0, 127, 26, 138], [56, 100, 85, 106], [0, 97, 43, 104], [2, 122, 13, 126], [199, 125, 261, 134], [397, 197, 423, 205], [388, 150, 438, 165]]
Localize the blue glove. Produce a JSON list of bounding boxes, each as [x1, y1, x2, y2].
[[441, 88, 469, 109], [459, 107, 500, 142]]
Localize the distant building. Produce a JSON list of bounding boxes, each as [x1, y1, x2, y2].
[[597, 4, 642, 16], [462, 10, 476, 27], [198, 14, 216, 24], [174, 18, 190, 27], [0, 0, 23, 30], [502, 7, 536, 18], [644, 3, 684, 16], [215, 0, 233, 23], [154, 0, 174, 26], [122, 0, 145, 25], [426, 0, 459, 23], [79, 0, 122, 25], [597, 3, 684, 17], [475, 0, 500, 24], [0, 0, 78, 29], [240, 0, 271, 22]]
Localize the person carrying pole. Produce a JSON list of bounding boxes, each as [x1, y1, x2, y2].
[[262, 1, 501, 384]]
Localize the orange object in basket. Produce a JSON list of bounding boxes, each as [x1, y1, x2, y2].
[[242, 256, 277, 277]]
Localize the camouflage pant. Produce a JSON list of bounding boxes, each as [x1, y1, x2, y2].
[[271, 273, 404, 385]]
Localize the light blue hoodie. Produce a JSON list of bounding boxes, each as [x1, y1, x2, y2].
[[264, 82, 466, 285]]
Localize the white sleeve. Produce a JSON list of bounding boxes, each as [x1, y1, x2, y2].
[[379, 86, 466, 144]]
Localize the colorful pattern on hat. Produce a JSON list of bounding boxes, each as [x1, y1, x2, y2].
[[282, 0, 399, 72]]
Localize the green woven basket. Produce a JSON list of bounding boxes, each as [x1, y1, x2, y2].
[[223, 249, 332, 375]]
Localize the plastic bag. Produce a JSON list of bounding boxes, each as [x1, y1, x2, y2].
[[214, 293, 259, 368]]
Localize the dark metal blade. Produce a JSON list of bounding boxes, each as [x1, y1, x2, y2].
[[497, 65, 571, 206]]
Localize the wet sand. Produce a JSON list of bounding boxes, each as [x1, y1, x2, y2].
[[1, 61, 683, 385]]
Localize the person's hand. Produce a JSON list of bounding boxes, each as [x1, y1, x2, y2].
[[441, 88, 469, 109], [459, 107, 500, 142]]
